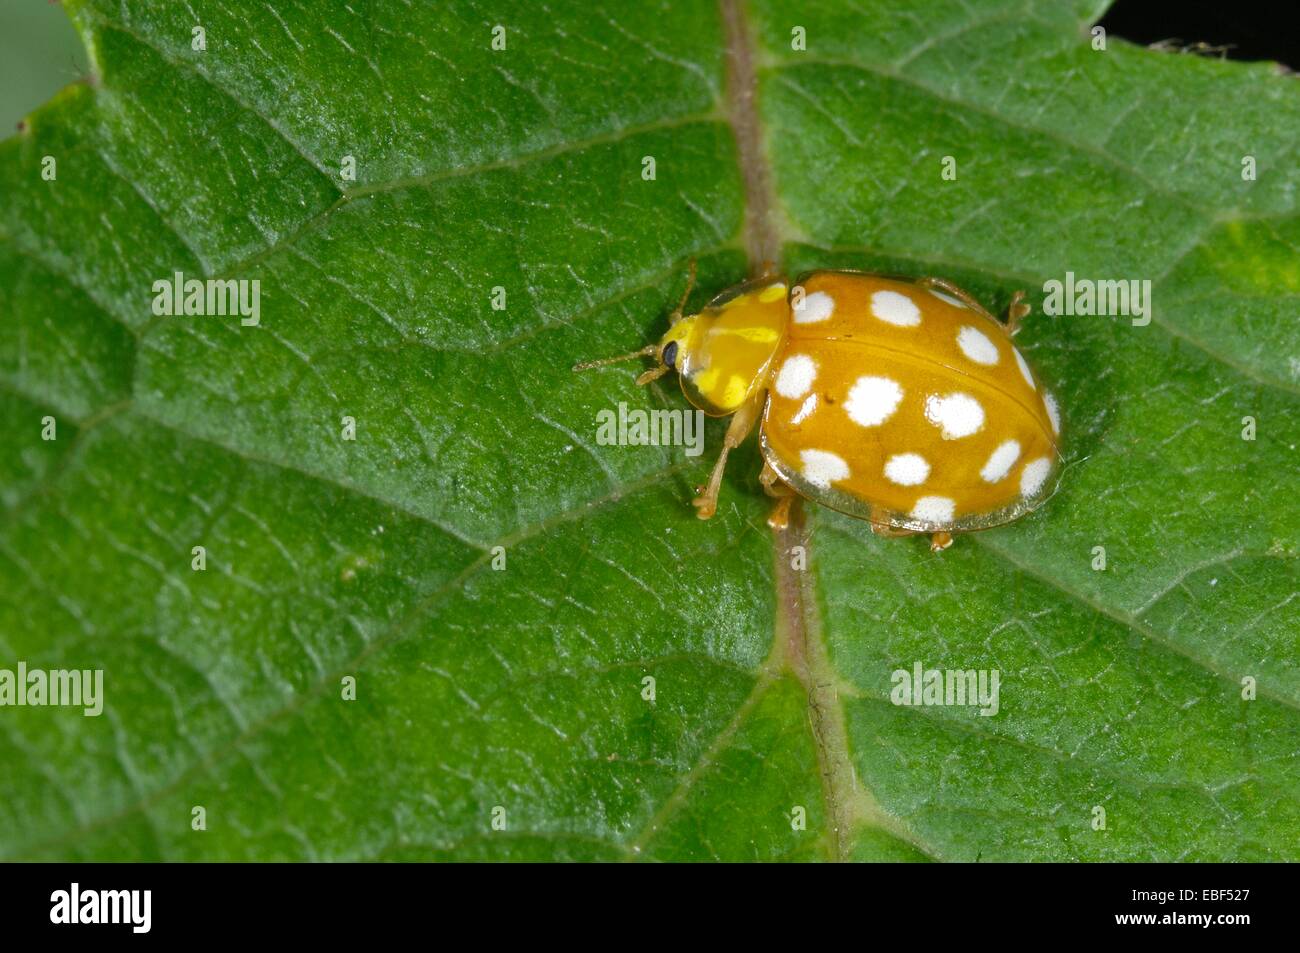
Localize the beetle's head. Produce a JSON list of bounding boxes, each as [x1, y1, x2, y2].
[[653, 313, 699, 377], [571, 258, 704, 385], [570, 310, 700, 385]]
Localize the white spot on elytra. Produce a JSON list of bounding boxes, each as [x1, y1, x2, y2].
[[794, 290, 834, 324], [957, 325, 999, 365], [775, 354, 816, 398], [1020, 457, 1052, 497], [844, 376, 903, 427], [1014, 347, 1035, 390], [928, 289, 967, 309], [791, 393, 817, 425], [871, 290, 921, 327], [924, 392, 985, 439], [980, 439, 1021, 483], [911, 496, 955, 523], [884, 453, 930, 486], [1043, 392, 1060, 435], [801, 449, 850, 488]]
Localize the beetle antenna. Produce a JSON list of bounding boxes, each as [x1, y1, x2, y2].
[[572, 345, 657, 373], [669, 258, 697, 325]]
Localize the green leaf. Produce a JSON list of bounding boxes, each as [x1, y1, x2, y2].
[[1, 0, 1296, 861]]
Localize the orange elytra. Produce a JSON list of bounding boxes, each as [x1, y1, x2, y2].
[[575, 264, 1062, 552]]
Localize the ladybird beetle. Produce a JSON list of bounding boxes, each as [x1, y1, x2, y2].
[[575, 264, 1061, 552]]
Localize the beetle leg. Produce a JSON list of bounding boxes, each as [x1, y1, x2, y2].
[[870, 523, 916, 538], [917, 277, 998, 322], [1005, 290, 1031, 336], [868, 505, 917, 538], [919, 277, 1030, 336], [870, 514, 954, 553], [767, 495, 796, 531], [759, 461, 798, 530], [758, 460, 784, 496], [692, 393, 761, 519]]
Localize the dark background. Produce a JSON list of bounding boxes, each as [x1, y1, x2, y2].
[[1100, 0, 1299, 70]]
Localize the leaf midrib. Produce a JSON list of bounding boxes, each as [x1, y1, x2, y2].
[[721, 0, 925, 861]]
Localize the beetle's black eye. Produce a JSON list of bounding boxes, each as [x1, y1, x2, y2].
[[662, 340, 679, 368]]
